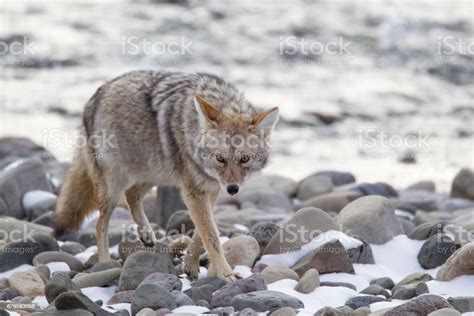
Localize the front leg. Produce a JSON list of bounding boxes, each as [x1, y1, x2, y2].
[[181, 183, 237, 282]]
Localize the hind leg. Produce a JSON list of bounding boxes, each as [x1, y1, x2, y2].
[[126, 183, 156, 246], [95, 172, 129, 262]]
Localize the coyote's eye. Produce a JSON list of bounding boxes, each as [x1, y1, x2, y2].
[[215, 153, 226, 163], [240, 154, 250, 164]]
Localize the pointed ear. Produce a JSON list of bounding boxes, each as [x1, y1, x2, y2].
[[194, 95, 220, 127], [251, 107, 279, 134]]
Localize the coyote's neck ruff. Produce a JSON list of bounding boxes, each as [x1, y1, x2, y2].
[[56, 71, 279, 282]]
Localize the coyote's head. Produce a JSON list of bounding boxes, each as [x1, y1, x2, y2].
[[194, 95, 279, 195]]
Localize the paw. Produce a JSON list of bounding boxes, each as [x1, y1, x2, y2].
[[139, 229, 156, 248], [222, 271, 241, 283], [183, 254, 200, 281]]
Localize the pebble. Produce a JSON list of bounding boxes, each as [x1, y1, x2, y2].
[[261, 266, 299, 284], [237, 187, 293, 213], [264, 207, 339, 255], [210, 273, 267, 308], [347, 237, 375, 264], [299, 191, 362, 213], [165, 210, 194, 236], [270, 307, 297, 316], [60, 242, 86, 255], [360, 284, 390, 299], [320, 281, 356, 291], [245, 174, 299, 198], [138, 272, 182, 291], [385, 294, 453, 316], [231, 290, 304, 312], [336, 196, 403, 244], [450, 168, 474, 200], [9, 270, 45, 297], [107, 290, 134, 305], [417, 234, 459, 269], [428, 308, 462, 316], [248, 222, 280, 252], [221, 235, 260, 268], [131, 284, 177, 315], [118, 251, 175, 291], [291, 239, 354, 275], [297, 175, 333, 200], [172, 290, 195, 306], [44, 272, 80, 303], [55, 291, 114, 315], [73, 268, 122, 288], [294, 268, 319, 294], [437, 241, 474, 281], [33, 251, 85, 272], [448, 296, 474, 313], [345, 296, 386, 309]]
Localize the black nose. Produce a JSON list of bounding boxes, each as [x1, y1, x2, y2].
[[226, 184, 239, 195]]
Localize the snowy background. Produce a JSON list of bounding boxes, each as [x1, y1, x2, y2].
[[1, 0, 473, 189]]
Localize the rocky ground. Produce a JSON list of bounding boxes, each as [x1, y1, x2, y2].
[[0, 137, 474, 316]]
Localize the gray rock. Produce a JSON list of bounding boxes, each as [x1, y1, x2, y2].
[[314, 306, 354, 316], [249, 222, 280, 252], [385, 294, 453, 316], [0, 159, 53, 218], [397, 190, 439, 211], [0, 288, 19, 300], [0, 233, 59, 272], [311, 171, 356, 186], [34, 264, 51, 283], [410, 221, 450, 240], [191, 276, 226, 290], [73, 268, 122, 288], [399, 217, 416, 235], [107, 290, 134, 305], [337, 182, 398, 198], [60, 242, 86, 255], [231, 290, 304, 312], [360, 285, 390, 299], [138, 272, 182, 291], [136, 308, 155, 316], [220, 235, 260, 268], [320, 281, 356, 291], [370, 277, 395, 289], [451, 168, 474, 200], [297, 175, 333, 200], [78, 218, 130, 248], [392, 282, 428, 300], [0, 217, 54, 243], [270, 307, 297, 316], [31, 211, 57, 229], [215, 207, 290, 228], [264, 207, 339, 255], [448, 296, 474, 313], [345, 296, 385, 309], [172, 290, 194, 307], [261, 266, 299, 284], [406, 181, 436, 192], [186, 284, 215, 303], [25, 196, 57, 221], [8, 270, 44, 297], [418, 234, 459, 269], [245, 174, 299, 198], [211, 273, 267, 308], [336, 196, 403, 244], [31, 309, 93, 316], [131, 284, 177, 315], [237, 187, 293, 212], [90, 260, 121, 272], [118, 251, 175, 291], [299, 191, 362, 213], [0, 137, 54, 163], [393, 272, 433, 292], [295, 268, 319, 294], [33, 251, 84, 272], [428, 308, 461, 316], [439, 198, 474, 213], [347, 237, 375, 264], [437, 241, 474, 281], [291, 239, 354, 276], [165, 210, 194, 236], [44, 272, 80, 303], [195, 299, 211, 308], [55, 291, 114, 316], [239, 308, 259, 316]]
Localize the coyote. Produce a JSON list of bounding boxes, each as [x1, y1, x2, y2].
[[55, 71, 279, 281]]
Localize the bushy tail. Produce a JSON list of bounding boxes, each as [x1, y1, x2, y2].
[[55, 154, 98, 232]]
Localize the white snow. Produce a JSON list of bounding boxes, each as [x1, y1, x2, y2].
[[173, 305, 210, 313], [45, 262, 70, 274], [427, 276, 474, 298], [258, 230, 363, 267], [22, 190, 56, 210]]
